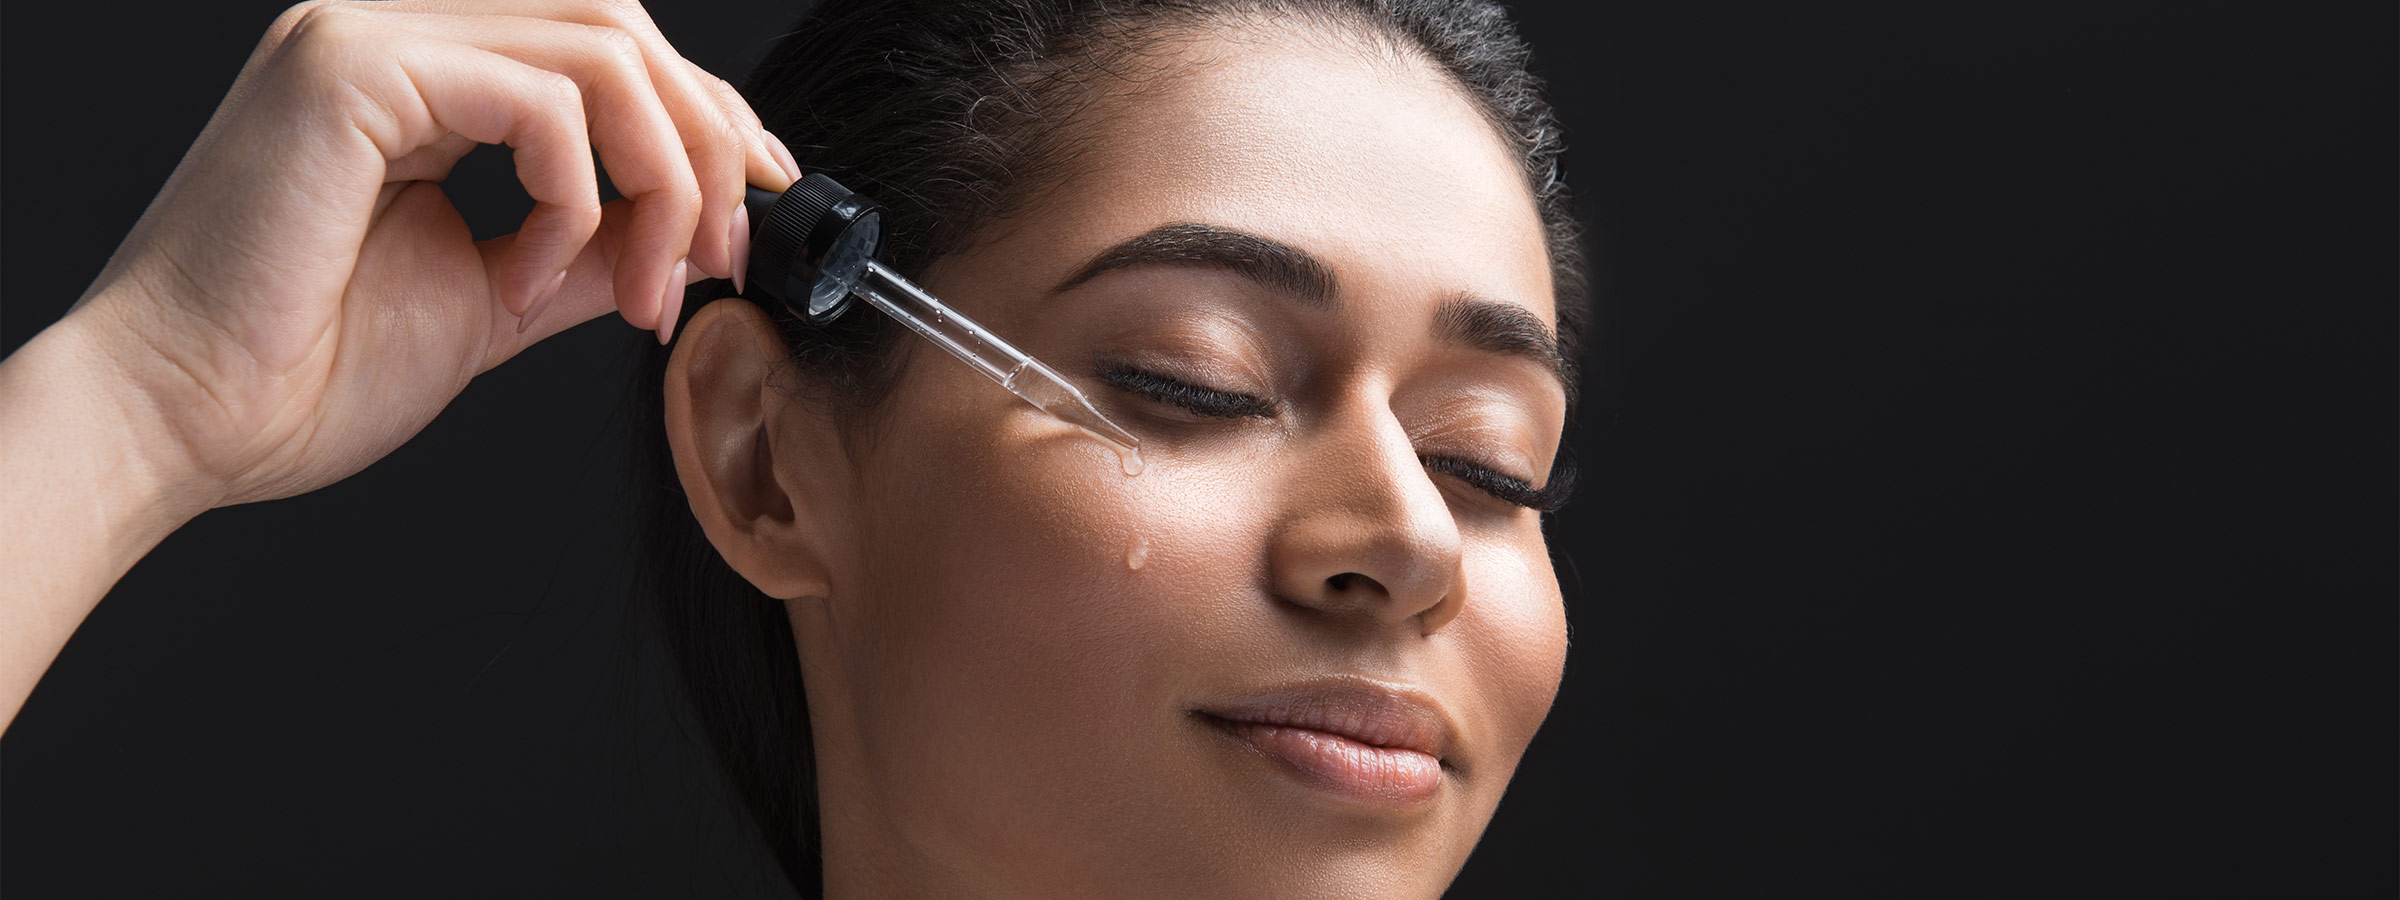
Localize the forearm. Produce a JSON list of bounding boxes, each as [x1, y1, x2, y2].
[[0, 306, 220, 732]]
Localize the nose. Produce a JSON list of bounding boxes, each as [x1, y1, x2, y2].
[[1266, 406, 1466, 635]]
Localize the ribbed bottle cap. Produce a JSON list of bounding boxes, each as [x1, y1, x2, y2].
[[740, 173, 886, 324]]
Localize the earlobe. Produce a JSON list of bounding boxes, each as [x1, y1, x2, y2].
[[661, 299, 851, 600]]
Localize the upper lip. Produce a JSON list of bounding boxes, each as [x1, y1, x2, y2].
[[1196, 677, 1458, 763]]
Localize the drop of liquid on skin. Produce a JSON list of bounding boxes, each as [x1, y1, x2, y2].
[[1124, 534, 1150, 571], [1069, 424, 1145, 476]]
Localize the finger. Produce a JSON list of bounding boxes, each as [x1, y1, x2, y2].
[[368, 41, 605, 320], [386, 11, 704, 333], [470, 2, 780, 289], [548, 0, 798, 193], [690, 62, 799, 191], [657, 66, 748, 287], [383, 131, 479, 184], [476, 195, 713, 356], [684, 66, 796, 296], [266, 4, 607, 318]]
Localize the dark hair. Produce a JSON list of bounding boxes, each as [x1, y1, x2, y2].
[[625, 0, 1587, 893]]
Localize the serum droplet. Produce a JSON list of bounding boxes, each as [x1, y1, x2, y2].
[[1124, 535, 1150, 571], [1117, 443, 1145, 476]]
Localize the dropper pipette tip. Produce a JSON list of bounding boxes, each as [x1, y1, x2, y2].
[[1071, 407, 1145, 476], [1027, 374, 1145, 476]]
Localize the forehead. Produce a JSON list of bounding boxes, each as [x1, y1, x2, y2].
[[997, 18, 1555, 323]]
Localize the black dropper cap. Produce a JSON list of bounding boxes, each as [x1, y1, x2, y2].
[[740, 173, 886, 324]]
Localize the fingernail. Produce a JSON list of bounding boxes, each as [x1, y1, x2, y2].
[[762, 127, 801, 183], [730, 205, 751, 295], [517, 270, 567, 335], [656, 259, 688, 345]]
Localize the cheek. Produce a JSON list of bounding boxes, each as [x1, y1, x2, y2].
[[856, 352, 1277, 673], [904, 439, 1264, 681], [842, 373, 1277, 814], [1454, 532, 1570, 775], [905, 407, 1258, 605]]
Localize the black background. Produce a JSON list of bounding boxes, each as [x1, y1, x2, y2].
[[4, 1, 2392, 897]]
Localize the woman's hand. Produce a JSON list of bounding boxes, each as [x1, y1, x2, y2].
[[79, 0, 798, 508], [0, 0, 799, 727]]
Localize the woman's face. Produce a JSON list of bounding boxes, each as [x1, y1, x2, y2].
[[678, 19, 1568, 898]]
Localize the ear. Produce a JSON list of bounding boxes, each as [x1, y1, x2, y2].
[[662, 298, 854, 600]]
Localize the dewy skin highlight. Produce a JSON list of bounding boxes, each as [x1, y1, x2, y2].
[[739, 174, 1145, 475]]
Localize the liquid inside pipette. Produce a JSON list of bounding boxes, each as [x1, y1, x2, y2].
[[847, 259, 1145, 475]]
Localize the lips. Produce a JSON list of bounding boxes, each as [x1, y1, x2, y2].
[[1197, 681, 1456, 805]]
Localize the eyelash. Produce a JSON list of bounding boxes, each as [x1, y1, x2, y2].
[[1096, 364, 1279, 419], [1095, 364, 1575, 513], [1421, 454, 1576, 513]]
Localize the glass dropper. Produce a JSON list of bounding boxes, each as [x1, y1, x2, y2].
[[739, 175, 1143, 475], [848, 258, 1143, 474]]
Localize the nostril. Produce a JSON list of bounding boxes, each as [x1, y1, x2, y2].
[[1325, 572, 1373, 594]]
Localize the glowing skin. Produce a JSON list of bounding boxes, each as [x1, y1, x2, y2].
[[663, 18, 1569, 900]]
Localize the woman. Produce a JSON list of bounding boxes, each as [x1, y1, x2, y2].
[[0, 0, 1586, 894]]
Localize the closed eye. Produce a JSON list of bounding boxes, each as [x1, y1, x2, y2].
[[1422, 454, 1576, 513], [1096, 364, 1278, 419], [1098, 364, 1574, 513]]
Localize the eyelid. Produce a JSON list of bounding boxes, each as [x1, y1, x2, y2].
[[1421, 453, 1577, 513], [1095, 363, 1278, 419], [1099, 363, 1574, 512]]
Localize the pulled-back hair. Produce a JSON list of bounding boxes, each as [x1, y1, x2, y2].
[[625, 1, 1586, 892]]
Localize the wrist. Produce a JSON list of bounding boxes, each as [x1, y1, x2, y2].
[[0, 300, 227, 729], [3, 301, 227, 557]]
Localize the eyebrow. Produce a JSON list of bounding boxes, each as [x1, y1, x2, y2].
[[1055, 222, 1567, 387], [1054, 223, 1335, 306], [1431, 294, 1567, 382]]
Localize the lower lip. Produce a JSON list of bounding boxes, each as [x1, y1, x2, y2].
[[1205, 715, 1445, 805]]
